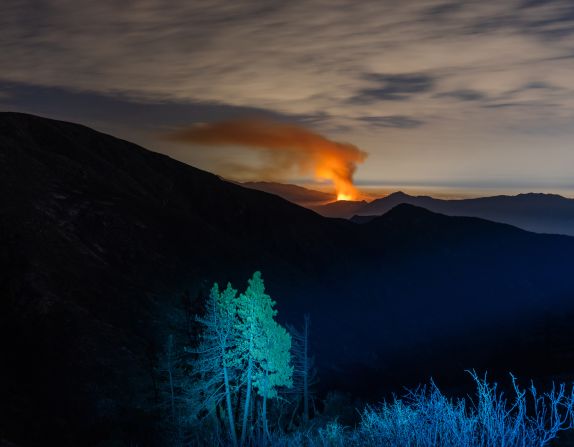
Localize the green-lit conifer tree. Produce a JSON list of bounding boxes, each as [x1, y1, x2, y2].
[[235, 272, 292, 445]]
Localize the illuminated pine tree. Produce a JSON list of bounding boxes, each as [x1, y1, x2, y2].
[[235, 271, 293, 445], [253, 311, 293, 437], [190, 282, 239, 447]]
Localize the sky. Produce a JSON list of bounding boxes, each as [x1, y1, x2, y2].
[[1, 0, 574, 197]]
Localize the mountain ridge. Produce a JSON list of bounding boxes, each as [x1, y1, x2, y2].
[[245, 180, 574, 235], [2, 112, 574, 445]]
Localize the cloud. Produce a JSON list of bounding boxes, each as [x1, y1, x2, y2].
[[359, 115, 424, 129], [482, 101, 557, 109], [351, 73, 435, 103], [2, 0, 574, 125], [435, 89, 486, 101], [517, 0, 574, 39], [167, 118, 367, 199], [422, 2, 463, 18], [2, 0, 574, 189]]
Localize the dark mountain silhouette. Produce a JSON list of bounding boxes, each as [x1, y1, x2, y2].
[[311, 198, 368, 218], [349, 191, 574, 235], [241, 181, 335, 205], [350, 214, 377, 224], [2, 112, 574, 446], [246, 182, 574, 236], [353, 191, 574, 236], [240, 180, 369, 217]]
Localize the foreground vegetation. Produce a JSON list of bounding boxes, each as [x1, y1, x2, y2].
[[158, 272, 574, 446], [178, 373, 574, 446], [262, 372, 574, 447]]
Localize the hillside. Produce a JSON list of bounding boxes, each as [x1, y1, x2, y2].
[[241, 181, 335, 206], [352, 191, 574, 235], [249, 183, 574, 236], [2, 112, 574, 445]]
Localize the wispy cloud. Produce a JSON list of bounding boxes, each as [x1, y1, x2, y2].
[[435, 89, 486, 101], [351, 73, 436, 103], [359, 115, 424, 129], [2, 0, 574, 126], [2, 0, 574, 189]]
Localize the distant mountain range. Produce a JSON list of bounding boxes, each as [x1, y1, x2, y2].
[[2, 112, 574, 445], [244, 182, 574, 236]]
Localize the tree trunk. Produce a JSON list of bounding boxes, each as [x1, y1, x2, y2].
[[303, 315, 309, 422], [222, 356, 238, 447], [288, 396, 300, 431], [240, 334, 254, 447], [262, 367, 269, 438], [167, 335, 176, 420]]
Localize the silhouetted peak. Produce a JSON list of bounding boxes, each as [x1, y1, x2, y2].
[[385, 203, 435, 216], [516, 192, 566, 200], [367, 203, 439, 226], [388, 191, 411, 198]]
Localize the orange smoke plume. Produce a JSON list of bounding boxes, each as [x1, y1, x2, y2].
[[168, 118, 367, 200]]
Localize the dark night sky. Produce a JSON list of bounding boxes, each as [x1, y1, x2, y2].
[[2, 0, 574, 197]]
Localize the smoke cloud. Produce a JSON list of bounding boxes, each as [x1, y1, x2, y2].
[[168, 118, 367, 200]]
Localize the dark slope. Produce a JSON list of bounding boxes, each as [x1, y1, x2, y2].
[[0, 112, 355, 445], [239, 181, 369, 218], [255, 182, 574, 236], [352, 191, 574, 235], [311, 198, 368, 218], [241, 181, 335, 205], [2, 112, 574, 445], [319, 204, 574, 391], [224, 183, 574, 236]]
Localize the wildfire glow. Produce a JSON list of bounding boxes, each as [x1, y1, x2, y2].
[[337, 193, 353, 201], [167, 118, 367, 200]]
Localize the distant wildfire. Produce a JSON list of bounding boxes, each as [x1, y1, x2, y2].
[[167, 118, 367, 200]]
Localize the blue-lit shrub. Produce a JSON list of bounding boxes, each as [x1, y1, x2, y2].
[[260, 371, 574, 447]]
